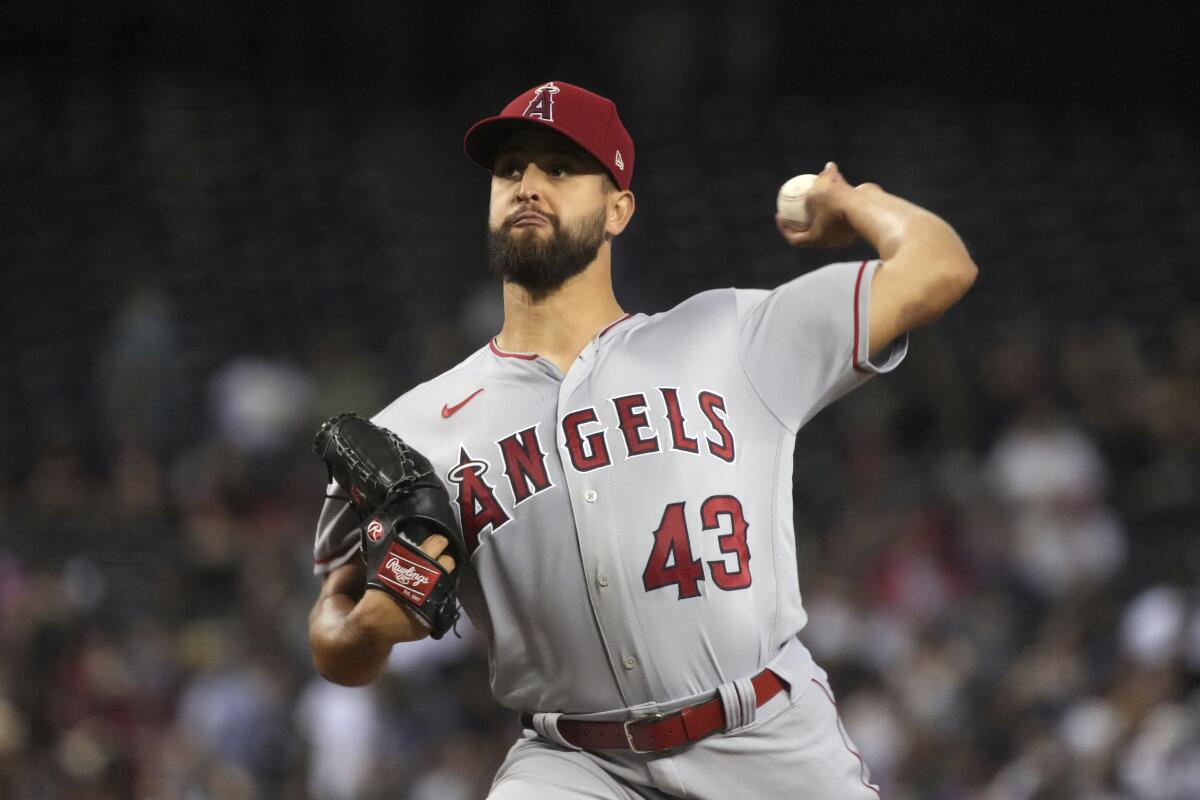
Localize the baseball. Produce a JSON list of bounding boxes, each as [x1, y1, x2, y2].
[[776, 173, 818, 230]]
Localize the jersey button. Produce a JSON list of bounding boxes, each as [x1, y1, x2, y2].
[[584, 489, 598, 503], [623, 656, 637, 671], [597, 573, 610, 587]]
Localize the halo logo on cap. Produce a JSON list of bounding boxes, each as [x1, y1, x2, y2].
[[463, 80, 635, 191], [522, 82, 560, 122]]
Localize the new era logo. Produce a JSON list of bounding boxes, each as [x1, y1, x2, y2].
[[615, 150, 624, 171]]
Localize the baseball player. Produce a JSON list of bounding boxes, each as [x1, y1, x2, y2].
[[308, 80, 977, 798]]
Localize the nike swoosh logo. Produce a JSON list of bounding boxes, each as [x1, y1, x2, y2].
[[442, 388, 484, 418]]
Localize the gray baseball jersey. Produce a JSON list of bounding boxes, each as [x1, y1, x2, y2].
[[314, 258, 905, 717]]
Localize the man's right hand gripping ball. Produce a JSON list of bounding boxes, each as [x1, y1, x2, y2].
[[313, 413, 464, 639]]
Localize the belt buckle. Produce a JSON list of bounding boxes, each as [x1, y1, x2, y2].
[[623, 712, 665, 754]]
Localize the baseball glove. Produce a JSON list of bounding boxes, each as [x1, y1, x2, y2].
[[313, 412, 463, 639]]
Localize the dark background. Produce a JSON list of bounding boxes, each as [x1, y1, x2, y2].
[[0, 2, 1197, 798]]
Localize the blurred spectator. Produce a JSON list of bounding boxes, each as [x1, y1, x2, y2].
[[93, 285, 187, 457], [210, 356, 317, 458], [1122, 585, 1189, 670], [295, 680, 382, 800], [174, 623, 296, 795], [987, 404, 1127, 599]]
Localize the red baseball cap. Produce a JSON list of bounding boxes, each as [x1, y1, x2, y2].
[[463, 81, 635, 191]]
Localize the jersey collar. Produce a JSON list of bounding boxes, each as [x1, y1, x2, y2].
[[597, 312, 634, 338], [488, 312, 637, 360], [488, 338, 538, 360]]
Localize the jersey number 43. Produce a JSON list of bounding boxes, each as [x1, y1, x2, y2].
[[642, 495, 751, 599]]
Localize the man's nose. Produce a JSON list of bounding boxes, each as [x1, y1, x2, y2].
[[515, 163, 546, 203]]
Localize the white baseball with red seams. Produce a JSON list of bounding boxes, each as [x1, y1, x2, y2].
[[314, 259, 903, 796], [777, 173, 819, 229]]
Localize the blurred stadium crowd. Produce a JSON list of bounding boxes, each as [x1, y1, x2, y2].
[[2, 22, 1199, 800]]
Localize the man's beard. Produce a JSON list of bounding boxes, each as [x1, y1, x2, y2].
[[487, 207, 607, 292]]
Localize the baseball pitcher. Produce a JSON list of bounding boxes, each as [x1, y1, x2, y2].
[[308, 81, 977, 798]]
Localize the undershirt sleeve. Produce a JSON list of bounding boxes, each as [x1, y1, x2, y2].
[[312, 480, 361, 575]]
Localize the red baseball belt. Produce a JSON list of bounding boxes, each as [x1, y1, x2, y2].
[[520, 668, 787, 753]]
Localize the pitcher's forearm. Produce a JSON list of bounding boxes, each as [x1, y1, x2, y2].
[[309, 590, 396, 686], [843, 187, 977, 334], [841, 187, 969, 266]]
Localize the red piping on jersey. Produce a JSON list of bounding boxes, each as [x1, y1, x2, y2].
[[598, 312, 633, 338], [851, 259, 870, 374], [812, 678, 882, 797], [489, 338, 539, 360]]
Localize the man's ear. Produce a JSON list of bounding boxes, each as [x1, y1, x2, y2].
[[606, 190, 636, 238]]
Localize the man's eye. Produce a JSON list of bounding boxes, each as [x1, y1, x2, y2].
[[549, 165, 570, 177]]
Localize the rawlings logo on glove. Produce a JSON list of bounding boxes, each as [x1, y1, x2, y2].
[[377, 547, 439, 606], [314, 413, 464, 638], [384, 557, 433, 588]]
